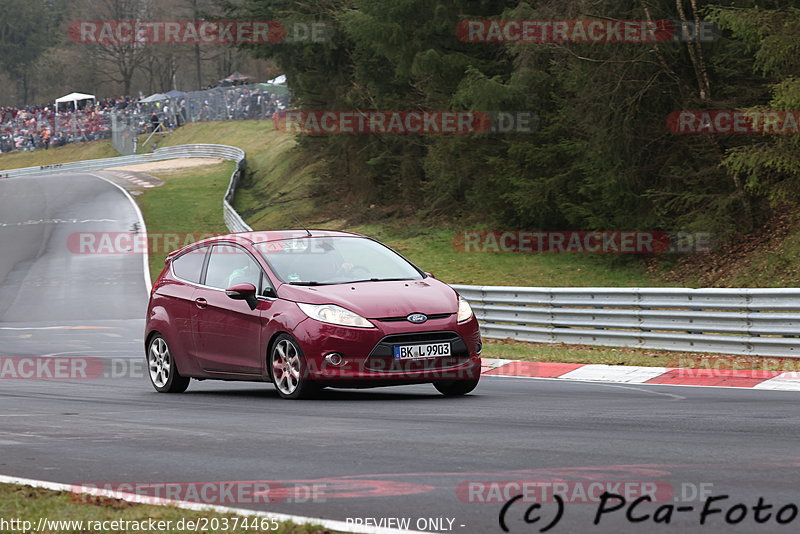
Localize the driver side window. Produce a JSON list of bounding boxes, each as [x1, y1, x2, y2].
[[204, 244, 262, 290]]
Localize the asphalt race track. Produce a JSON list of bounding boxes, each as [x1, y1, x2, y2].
[[2, 173, 800, 534]]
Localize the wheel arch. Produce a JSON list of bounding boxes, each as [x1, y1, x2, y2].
[[144, 330, 189, 376]]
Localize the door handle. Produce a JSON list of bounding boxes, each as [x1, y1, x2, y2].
[[194, 298, 208, 309]]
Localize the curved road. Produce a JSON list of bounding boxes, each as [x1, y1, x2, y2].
[[1, 173, 799, 534]]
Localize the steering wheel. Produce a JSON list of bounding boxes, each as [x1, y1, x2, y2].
[[336, 263, 371, 279]]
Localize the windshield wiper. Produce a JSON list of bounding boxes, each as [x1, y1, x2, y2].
[[344, 277, 415, 284], [290, 278, 416, 286]]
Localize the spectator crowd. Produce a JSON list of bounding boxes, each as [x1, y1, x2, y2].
[[0, 85, 288, 154]]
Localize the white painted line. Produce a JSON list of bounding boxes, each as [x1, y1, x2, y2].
[[558, 364, 670, 383], [753, 371, 800, 390], [87, 173, 152, 294], [0, 474, 425, 534]]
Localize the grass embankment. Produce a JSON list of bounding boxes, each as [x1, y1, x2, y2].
[[0, 483, 332, 534], [145, 121, 664, 287], [4, 121, 799, 289], [0, 140, 117, 170], [651, 211, 800, 288], [136, 162, 234, 281], [8, 120, 796, 367]]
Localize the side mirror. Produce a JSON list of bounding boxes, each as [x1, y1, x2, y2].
[[424, 272, 435, 279], [262, 286, 277, 299], [225, 283, 258, 310]]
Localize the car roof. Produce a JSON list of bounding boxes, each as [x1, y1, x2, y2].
[[167, 229, 365, 258], [244, 229, 364, 243]]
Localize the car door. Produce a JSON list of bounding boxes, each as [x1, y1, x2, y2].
[[191, 243, 273, 375]]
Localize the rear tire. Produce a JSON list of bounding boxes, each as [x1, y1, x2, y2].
[[147, 335, 190, 393], [269, 334, 320, 399], [433, 377, 480, 396]]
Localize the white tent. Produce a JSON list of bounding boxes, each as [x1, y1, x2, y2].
[[266, 75, 286, 85], [139, 93, 167, 103], [55, 92, 96, 110]]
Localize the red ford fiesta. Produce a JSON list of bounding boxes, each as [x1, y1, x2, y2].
[[145, 230, 482, 399]]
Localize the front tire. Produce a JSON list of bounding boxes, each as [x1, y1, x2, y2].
[[433, 377, 480, 396], [147, 335, 190, 393], [269, 334, 320, 399]]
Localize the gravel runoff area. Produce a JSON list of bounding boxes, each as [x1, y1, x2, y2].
[[108, 157, 224, 173]]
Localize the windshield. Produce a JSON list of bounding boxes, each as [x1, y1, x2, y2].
[[255, 236, 423, 285]]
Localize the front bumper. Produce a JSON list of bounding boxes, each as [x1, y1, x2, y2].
[[292, 316, 482, 385]]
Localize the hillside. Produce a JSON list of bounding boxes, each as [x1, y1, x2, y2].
[[158, 121, 667, 287], [4, 121, 799, 288]]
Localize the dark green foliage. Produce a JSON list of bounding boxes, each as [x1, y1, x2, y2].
[[0, 0, 63, 105], [228, 0, 800, 237]]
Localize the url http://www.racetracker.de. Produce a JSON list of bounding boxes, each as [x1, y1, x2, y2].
[[0, 516, 283, 532]]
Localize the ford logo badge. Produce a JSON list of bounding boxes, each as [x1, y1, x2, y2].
[[407, 313, 428, 324]]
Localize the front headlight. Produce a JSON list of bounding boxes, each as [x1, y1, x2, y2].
[[297, 302, 374, 328], [457, 295, 473, 323]]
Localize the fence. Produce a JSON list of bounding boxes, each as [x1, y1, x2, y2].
[[165, 83, 289, 125], [0, 144, 252, 234], [110, 84, 289, 155], [110, 113, 138, 155], [452, 285, 800, 358]]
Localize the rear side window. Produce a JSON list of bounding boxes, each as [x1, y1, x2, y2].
[[171, 247, 208, 283]]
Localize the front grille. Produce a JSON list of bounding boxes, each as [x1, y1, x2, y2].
[[381, 332, 461, 344], [376, 313, 453, 323], [364, 331, 470, 372]]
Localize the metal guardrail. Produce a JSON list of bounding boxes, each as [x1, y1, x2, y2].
[[452, 285, 800, 357], [1, 143, 253, 234]]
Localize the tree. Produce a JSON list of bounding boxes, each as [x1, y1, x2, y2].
[[0, 0, 60, 105], [75, 0, 154, 95]]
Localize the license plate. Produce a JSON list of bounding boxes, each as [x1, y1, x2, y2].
[[393, 342, 451, 360]]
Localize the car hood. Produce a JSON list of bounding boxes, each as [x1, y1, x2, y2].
[[277, 278, 458, 318]]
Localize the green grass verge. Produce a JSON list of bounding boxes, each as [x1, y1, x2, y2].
[[0, 140, 117, 170], [717, 225, 800, 287], [158, 121, 322, 230], [0, 483, 333, 534], [347, 224, 666, 287], [136, 163, 234, 281]]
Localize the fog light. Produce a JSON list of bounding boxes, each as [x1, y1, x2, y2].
[[325, 353, 344, 366], [476, 342, 482, 355]]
